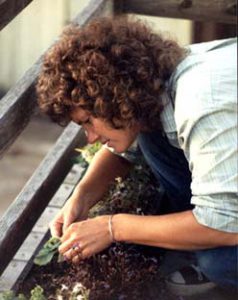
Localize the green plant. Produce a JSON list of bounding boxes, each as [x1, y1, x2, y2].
[[0, 286, 45, 300], [33, 237, 61, 266], [16, 143, 163, 299], [29, 286, 46, 300], [90, 162, 161, 218], [0, 290, 26, 300], [75, 142, 102, 164]]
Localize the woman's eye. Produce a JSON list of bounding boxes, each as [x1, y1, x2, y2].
[[84, 119, 90, 124], [83, 118, 91, 125]]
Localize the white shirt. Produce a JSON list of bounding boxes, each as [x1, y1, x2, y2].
[[164, 38, 238, 232]]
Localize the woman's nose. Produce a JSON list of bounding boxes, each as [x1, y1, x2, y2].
[[85, 128, 100, 144]]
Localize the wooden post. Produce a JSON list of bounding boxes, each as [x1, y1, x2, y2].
[[113, 0, 124, 15], [0, 0, 34, 31], [122, 0, 237, 24]]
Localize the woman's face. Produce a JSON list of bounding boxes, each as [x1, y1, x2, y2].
[[71, 108, 140, 153]]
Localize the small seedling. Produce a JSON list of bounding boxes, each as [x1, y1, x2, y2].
[[0, 286, 46, 300], [33, 237, 61, 266], [75, 142, 102, 164]]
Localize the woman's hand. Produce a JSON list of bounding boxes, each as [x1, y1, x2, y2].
[[58, 215, 112, 263], [49, 189, 91, 238], [50, 148, 131, 239]]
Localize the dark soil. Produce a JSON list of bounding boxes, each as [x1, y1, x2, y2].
[[16, 162, 178, 300], [18, 244, 177, 299]]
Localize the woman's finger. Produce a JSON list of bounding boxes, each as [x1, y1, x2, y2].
[[72, 252, 83, 264], [60, 223, 79, 243], [50, 219, 63, 237], [59, 238, 83, 255], [59, 238, 74, 254], [63, 242, 84, 260], [62, 216, 75, 235]]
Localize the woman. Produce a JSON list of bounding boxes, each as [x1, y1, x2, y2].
[[37, 17, 238, 294]]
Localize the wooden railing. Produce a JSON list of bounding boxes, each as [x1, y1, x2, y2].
[[123, 0, 237, 24], [0, 0, 34, 31], [0, 0, 236, 279]]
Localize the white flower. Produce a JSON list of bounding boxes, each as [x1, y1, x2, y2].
[[72, 282, 84, 293], [61, 284, 69, 291]]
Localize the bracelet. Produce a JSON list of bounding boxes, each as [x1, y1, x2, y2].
[[108, 215, 116, 243]]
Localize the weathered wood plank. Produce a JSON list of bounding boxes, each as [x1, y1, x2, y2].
[[49, 165, 86, 208], [0, 123, 85, 275], [0, 0, 112, 157], [64, 163, 86, 185], [49, 183, 75, 207], [123, 0, 237, 24], [32, 207, 60, 233], [0, 260, 26, 291], [0, 164, 86, 290], [0, 62, 40, 157], [14, 232, 45, 262], [73, 0, 114, 26], [0, 163, 85, 290], [0, 231, 49, 291], [0, 0, 34, 31]]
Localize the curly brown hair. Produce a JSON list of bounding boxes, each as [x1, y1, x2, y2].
[[37, 16, 186, 130]]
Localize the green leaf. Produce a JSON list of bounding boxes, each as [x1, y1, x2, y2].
[[33, 251, 55, 266], [75, 142, 101, 164], [29, 286, 46, 300], [33, 248, 49, 258], [0, 291, 27, 300], [17, 295, 27, 300], [0, 291, 16, 300], [34, 237, 61, 266], [43, 237, 61, 251]]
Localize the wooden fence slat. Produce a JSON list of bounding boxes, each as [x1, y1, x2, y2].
[[0, 160, 86, 290], [123, 0, 237, 24], [0, 0, 34, 31], [32, 207, 60, 233], [0, 0, 112, 157], [0, 231, 48, 291], [64, 163, 86, 185], [73, 0, 113, 26], [0, 260, 26, 291], [0, 62, 40, 157], [0, 123, 85, 275], [13, 232, 45, 262], [49, 183, 74, 207]]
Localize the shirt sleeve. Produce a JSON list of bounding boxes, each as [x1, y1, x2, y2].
[[174, 53, 238, 233]]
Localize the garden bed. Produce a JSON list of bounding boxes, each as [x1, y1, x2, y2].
[[1, 147, 178, 300]]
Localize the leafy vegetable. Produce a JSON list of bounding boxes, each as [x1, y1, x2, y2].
[[29, 286, 46, 300], [0, 290, 25, 300], [0, 286, 45, 300], [33, 237, 61, 266]]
